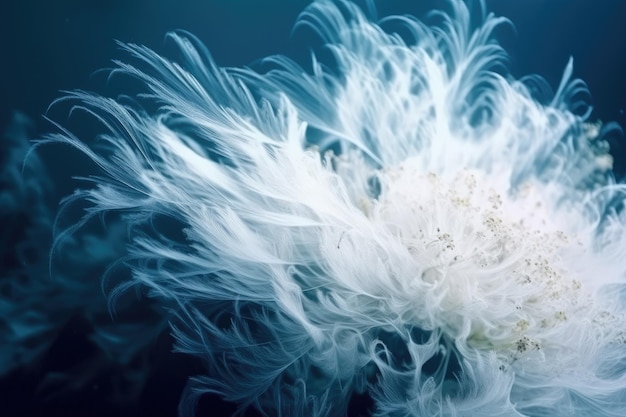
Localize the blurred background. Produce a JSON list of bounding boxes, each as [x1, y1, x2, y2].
[[2, 0, 625, 134], [1, 1, 625, 416]]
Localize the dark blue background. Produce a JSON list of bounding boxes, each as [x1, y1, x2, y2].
[[1, 1, 625, 416], [2, 0, 625, 132]]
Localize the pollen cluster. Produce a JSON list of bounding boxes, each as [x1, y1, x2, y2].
[[372, 160, 592, 364]]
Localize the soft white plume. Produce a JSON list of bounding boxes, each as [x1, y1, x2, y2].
[[46, 0, 626, 416]]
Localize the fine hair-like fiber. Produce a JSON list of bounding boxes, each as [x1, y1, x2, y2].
[[39, 1, 626, 416]]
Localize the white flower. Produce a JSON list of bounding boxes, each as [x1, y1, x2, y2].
[[49, 0, 626, 416]]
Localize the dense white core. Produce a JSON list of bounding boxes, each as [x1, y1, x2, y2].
[[372, 159, 593, 363]]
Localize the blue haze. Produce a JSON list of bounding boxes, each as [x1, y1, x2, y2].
[[1, 1, 625, 416]]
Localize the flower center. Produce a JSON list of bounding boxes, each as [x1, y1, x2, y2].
[[372, 160, 589, 361]]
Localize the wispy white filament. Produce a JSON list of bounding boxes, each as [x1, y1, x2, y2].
[[47, 0, 626, 416]]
